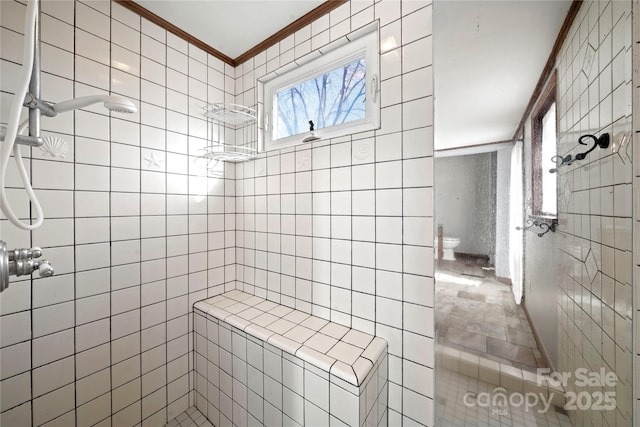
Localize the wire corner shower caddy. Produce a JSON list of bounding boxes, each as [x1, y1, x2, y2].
[[197, 103, 258, 171]]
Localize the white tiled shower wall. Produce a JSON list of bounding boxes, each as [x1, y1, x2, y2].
[[556, 1, 633, 425], [526, 0, 634, 425], [0, 0, 237, 425], [233, 1, 435, 425]]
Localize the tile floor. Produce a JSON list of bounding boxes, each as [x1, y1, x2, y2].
[[436, 368, 573, 427], [436, 258, 545, 371], [166, 406, 213, 427]]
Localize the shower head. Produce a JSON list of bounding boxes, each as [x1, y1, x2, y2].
[[52, 95, 137, 114]]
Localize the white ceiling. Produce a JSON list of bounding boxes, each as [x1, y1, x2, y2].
[[434, 0, 572, 151], [134, 0, 325, 59]]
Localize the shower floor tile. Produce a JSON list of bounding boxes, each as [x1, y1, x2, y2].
[[166, 406, 213, 427], [436, 259, 544, 372]]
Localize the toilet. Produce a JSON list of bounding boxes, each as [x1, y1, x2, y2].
[[434, 236, 461, 261]]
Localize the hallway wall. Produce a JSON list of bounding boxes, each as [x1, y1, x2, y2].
[[523, 1, 633, 425], [495, 147, 512, 280], [435, 152, 497, 258]]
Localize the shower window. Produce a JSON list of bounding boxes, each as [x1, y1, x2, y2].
[[531, 71, 557, 218], [260, 23, 380, 151]]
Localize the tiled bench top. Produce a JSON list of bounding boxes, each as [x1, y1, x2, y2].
[[194, 290, 387, 388]]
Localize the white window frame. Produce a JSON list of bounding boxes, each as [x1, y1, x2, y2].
[[261, 23, 380, 152]]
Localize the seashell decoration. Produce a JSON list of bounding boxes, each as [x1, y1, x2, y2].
[[39, 136, 69, 158], [353, 141, 372, 160]]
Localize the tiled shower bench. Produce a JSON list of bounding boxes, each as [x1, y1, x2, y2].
[[193, 290, 388, 427]]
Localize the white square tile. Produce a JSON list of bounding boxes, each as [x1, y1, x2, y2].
[[404, 245, 433, 276], [75, 242, 110, 271], [375, 243, 402, 272], [76, 56, 109, 90], [403, 302, 434, 338], [402, 36, 432, 73], [282, 387, 304, 425], [331, 167, 351, 191], [284, 325, 316, 344], [110, 239, 140, 266], [76, 2, 109, 39], [111, 69, 141, 102], [142, 34, 166, 64], [32, 356, 74, 398], [32, 326, 72, 367], [111, 42, 140, 75], [111, 216, 141, 241], [76, 28, 109, 65], [141, 57, 166, 86], [327, 341, 361, 365], [403, 66, 433, 102], [32, 383, 74, 426], [31, 217, 73, 247], [403, 187, 432, 216], [74, 137, 108, 167], [402, 387, 432, 425], [403, 331, 433, 367], [76, 294, 110, 326], [75, 317, 111, 353], [263, 375, 283, 410], [31, 159, 73, 191], [75, 344, 110, 379], [375, 189, 402, 216], [329, 382, 359, 426], [342, 329, 373, 349], [111, 168, 140, 193], [0, 341, 30, 381], [402, 5, 432, 44], [75, 368, 111, 406], [403, 96, 433, 130], [40, 43, 74, 81], [297, 316, 326, 333], [305, 400, 329, 426]]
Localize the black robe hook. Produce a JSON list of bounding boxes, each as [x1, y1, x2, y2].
[[574, 133, 609, 161]]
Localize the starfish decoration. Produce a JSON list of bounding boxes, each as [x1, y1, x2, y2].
[[145, 151, 164, 169], [296, 153, 311, 170]]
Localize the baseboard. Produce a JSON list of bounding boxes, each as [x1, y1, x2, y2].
[[521, 299, 554, 372], [454, 252, 490, 262], [496, 276, 512, 286]]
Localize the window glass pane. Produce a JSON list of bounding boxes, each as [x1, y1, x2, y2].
[[275, 57, 366, 139], [541, 102, 557, 215]]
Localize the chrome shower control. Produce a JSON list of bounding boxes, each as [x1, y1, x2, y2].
[[0, 240, 54, 292]]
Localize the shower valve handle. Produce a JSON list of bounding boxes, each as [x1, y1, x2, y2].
[[37, 260, 55, 278]]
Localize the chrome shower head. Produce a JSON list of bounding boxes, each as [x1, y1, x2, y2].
[[53, 95, 137, 114]]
